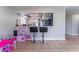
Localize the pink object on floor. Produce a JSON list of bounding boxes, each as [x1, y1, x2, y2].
[[0, 38, 16, 52], [0, 40, 10, 48]]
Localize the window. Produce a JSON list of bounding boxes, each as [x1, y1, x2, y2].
[[20, 17, 26, 25]]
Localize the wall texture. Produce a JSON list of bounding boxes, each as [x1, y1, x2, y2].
[[66, 14, 72, 34], [0, 6, 16, 39], [66, 14, 79, 35], [72, 15, 79, 35]]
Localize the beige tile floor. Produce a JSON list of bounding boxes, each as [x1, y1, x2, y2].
[[14, 35, 79, 52]]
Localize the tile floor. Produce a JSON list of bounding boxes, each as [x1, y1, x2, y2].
[[14, 35, 79, 52]]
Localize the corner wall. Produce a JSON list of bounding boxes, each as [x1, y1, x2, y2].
[[66, 14, 72, 34], [0, 6, 16, 39], [66, 14, 79, 35]]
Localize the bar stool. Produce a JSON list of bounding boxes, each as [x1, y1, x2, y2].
[[30, 27, 38, 43], [39, 27, 48, 43]]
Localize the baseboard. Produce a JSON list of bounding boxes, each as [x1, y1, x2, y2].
[[66, 33, 79, 35], [31, 38, 65, 40], [66, 33, 73, 35]]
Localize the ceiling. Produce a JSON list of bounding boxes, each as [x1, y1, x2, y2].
[[14, 6, 79, 15], [66, 6, 79, 15]]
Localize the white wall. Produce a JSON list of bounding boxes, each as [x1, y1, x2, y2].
[[16, 6, 65, 40], [66, 14, 79, 35], [66, 14, 72, 34], [72, 15, 79, 35], [0, 6, 16, 39]]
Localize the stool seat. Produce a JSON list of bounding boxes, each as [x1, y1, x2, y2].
[[30, 27, 38, 32], [39, 27, 48, 32]]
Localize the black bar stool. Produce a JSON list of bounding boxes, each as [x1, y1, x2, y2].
[[39, 27, 48, 43], [30, 27, 38, 43]]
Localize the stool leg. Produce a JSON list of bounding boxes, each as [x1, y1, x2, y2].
[[33, 33, 36, 43], [42, 32, 44, 43]]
